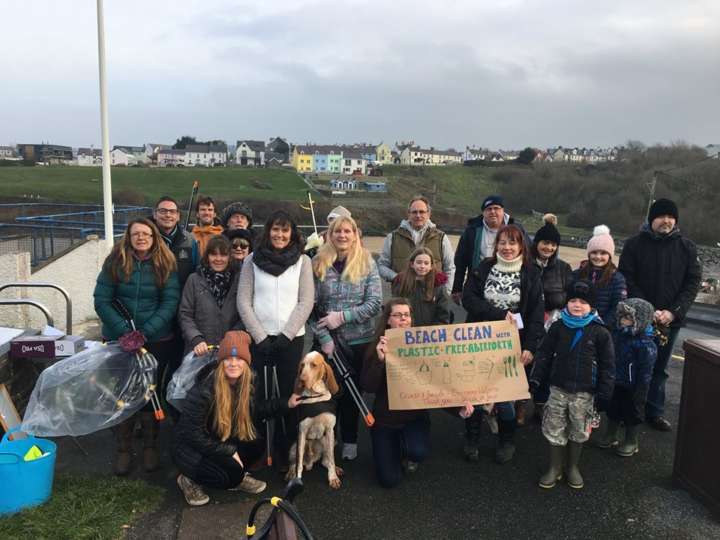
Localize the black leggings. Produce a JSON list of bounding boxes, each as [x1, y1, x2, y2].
[[336, 342, 370, 444], [193, 440, 265, 489]]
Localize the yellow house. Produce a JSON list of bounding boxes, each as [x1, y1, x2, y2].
[[292, 145, 314, 173], [376, 142, 393, 164]]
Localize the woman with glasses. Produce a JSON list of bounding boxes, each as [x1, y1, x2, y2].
[[310, 215, 382, 461], [224, 228, 253, 266], [93, 217, 180, 475], [179, 235, 243, 357], [461, 224, 545, 464], [173, 331, 301, 506], [361, 298, 432, 487], [237, 210, 314, 469]]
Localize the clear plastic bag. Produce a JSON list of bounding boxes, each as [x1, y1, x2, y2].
[[21, 343, 157, 437], [166, 349, 217, 413]]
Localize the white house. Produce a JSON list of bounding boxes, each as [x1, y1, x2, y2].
[[76, 148, 103, 166], [110, 148, 139, 166], [158, 148, 186, 167], [235, 140, 265, 166], [400, 146, 462, 166], [341, 152, 367, 175], [705, 144, 720, 159], [185, 144, 228, 167], [112, 145, 148, 165], [0, 146, 20, 160]]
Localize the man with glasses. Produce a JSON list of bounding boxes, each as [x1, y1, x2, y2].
[[452, 195, 529, 303], [152, 196, 199, 288], [192, 195, 224, 256], [378, 195, 455, 293]]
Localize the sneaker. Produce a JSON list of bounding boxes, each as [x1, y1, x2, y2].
[[230, 473, 267, 494], [647, 416, 672, 432], [177, 474, 210, 507], [403, 460, 419, 474], [342, 443, 358, 461]]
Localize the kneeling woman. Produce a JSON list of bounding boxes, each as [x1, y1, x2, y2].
[[173, 330, 300, 506], [361, 298, 430, 488]]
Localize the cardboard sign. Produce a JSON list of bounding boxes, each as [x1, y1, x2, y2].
[[385, 320, 531, 410]]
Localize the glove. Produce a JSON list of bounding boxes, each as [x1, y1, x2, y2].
[[595, 397, 610, 413], [119, 330, 146, 353], [304, 232, 324, 252], [320, 340, 335, 357], [318, 311, 345, 330], [274, 334, 292, 352]]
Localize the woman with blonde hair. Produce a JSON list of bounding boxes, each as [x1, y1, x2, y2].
[[93, 217, 180, 475], [173, 331, 300, 506], [311, 215, 382, 461]]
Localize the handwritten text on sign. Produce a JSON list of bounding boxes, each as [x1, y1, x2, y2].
[[385, 321, 530, 410]]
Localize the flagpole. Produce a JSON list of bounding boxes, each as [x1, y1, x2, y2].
[[97, 0, 114, 250]]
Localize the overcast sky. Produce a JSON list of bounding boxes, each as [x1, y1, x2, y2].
[[2, 0, 718, 150]]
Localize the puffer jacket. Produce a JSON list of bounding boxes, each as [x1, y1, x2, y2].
[[535, 254, 572, 312], [178, 268, 242, 353], [530, 318, 615, 401], [173, 364, 287, 473], [310, 256, 382, 346], [572, 265, 627, 329], [391, 273, 452, 327], [618, 225, 702, 328], [613, 328, 657, 388], [462, 259, 545, 353], [94, 259, 180, 342]]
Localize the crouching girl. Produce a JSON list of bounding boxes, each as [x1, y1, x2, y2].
[[529, 280, 615, 490], [173, 330, 300, 506]]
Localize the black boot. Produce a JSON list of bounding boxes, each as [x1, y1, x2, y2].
[[140, 411, 160, 472], [463, 413, 482, 462], [495, 417, 516, 464], [113, 418, 135, 476]]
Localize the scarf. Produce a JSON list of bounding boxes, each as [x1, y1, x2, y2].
[[200, 264, 233, 307], [252, 242, 302, 277], [561, 308, 600, 350], [495, 253, 523, 273]]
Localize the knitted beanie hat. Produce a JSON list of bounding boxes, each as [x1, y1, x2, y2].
[[222, 202, 253, 228], [566, 279, 597, 308], [223, 227, 254, 251], [647, 198, 679, 223], [586, 225, 615, 257], [327, 205, 352, 223], [616, 297, 655, 334], [481, 194, 504, 211], [217, 330, 252, 364], [533, 213, 561, 246]]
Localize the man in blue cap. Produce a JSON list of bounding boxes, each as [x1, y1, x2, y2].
[[452, 195, 528, 303]]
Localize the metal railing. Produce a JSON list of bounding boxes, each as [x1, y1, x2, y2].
[[0, 283, 72, 334], [0, 299, 54, 328]]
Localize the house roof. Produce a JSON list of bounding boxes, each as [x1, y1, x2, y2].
[[77, 148, 102, 156], [159, 148, 186, 156], [236, 140, 266, 152], [112, 145, 145, 153]]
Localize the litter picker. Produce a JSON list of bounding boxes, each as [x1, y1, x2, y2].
[[183, 180, 200, 231], [329, 331, 374, 427]]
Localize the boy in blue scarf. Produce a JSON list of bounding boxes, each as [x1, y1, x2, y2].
[[530, 279, 615, 489], [596, 298, 657, 457]]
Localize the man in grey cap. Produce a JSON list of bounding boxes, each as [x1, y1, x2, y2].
[[377, 195, 455, 293], [222, 202, 253, 231]]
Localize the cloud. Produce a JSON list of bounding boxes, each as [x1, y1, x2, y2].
[[1, 0, 718, 148]]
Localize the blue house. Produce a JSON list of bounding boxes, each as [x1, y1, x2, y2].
[[363, 181, 387, 193]]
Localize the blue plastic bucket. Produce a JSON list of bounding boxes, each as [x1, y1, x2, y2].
[[0, 427, 57, 515]]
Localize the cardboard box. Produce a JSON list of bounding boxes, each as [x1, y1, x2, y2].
[[10, 335, 86, 359]]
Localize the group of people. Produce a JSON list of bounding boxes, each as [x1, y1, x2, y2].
[[92, 191, 701, 506]]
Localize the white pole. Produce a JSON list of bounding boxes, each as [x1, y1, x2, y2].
[[97, 0, 113, 251]]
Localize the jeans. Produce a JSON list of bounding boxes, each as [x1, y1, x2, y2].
[[370, 416, 431, 488], [645, 326, 680, 419]]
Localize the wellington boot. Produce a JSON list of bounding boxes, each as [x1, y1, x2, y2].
[[113, 419, 135, 476], [594, 418, 621, 449], [566, 441, 584, 489], [616, 425, 640, 457], [140, 411, 160, 472], [538, 444, 565, 489]]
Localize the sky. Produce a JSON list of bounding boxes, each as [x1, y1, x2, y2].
[[2, 0, 719, 150]]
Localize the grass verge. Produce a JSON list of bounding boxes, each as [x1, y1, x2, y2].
[[0, 473, 164, 540]]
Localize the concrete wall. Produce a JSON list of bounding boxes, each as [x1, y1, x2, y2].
[[0, 236, 110, 333]]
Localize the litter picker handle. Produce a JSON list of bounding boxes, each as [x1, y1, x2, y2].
[[111, 299, 136, 331], [184, 180, 200, 231]]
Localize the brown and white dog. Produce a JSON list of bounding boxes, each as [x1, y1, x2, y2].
[[286, 351, 343, 489]]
